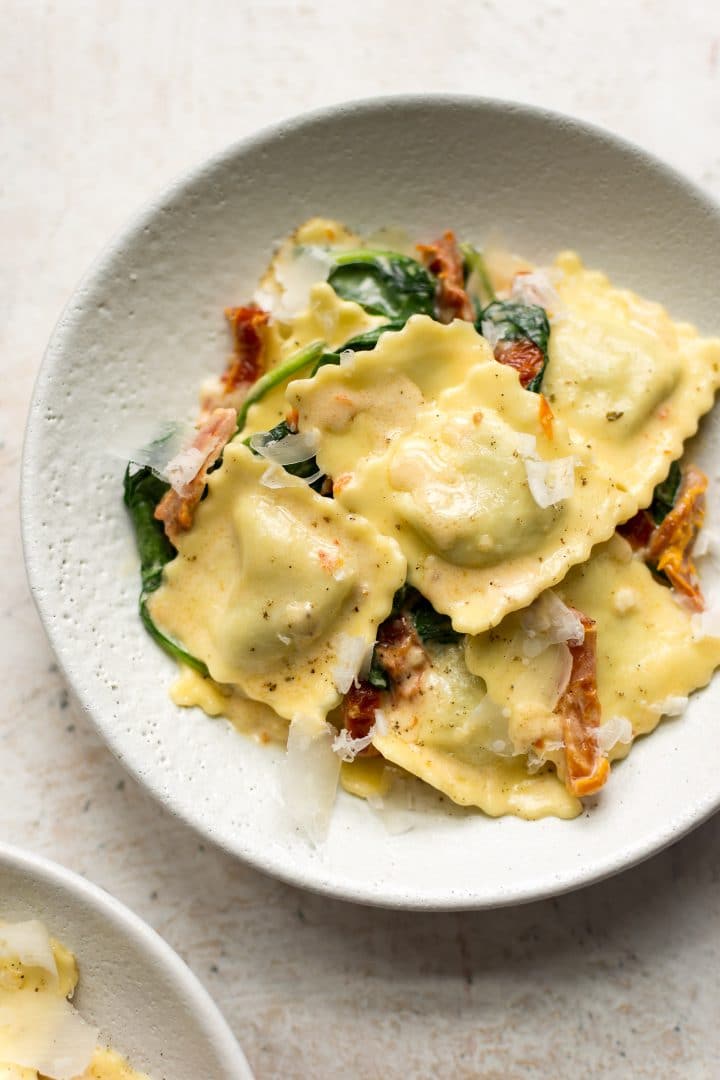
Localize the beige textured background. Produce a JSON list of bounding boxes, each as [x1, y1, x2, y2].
[[3, 2, 720, 1077]]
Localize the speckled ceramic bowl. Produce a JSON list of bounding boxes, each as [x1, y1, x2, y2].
[[21, 95, 720, 909], [0, 842, 251, 1077]]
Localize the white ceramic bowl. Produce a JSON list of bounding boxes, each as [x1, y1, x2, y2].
[[22, 95, 720, 909], [0, 842, 251, 1077]]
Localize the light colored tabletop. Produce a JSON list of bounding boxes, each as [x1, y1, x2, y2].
[[4, 3, 720, 1077]]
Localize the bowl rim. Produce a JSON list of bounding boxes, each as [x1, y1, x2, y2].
[[0, 840, 252, 1075], [21, 92, 720, 911]]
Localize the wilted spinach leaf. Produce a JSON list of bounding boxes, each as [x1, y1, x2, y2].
[[649, 460, 682, 524], [366, 587, 460, 689], [124, 465, 209, 674], [235, 339, 325, 434], [328, 250, 436, 322], [479, 300, 551, 393]]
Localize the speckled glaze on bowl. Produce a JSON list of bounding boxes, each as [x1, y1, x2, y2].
[[0, 843, 251, 1077], [21, 95, 720, 910]]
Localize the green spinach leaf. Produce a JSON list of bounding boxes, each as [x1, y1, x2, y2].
[[328, 250, 436, 321], [411, 598, 460, 644], [479, 300, 551, 393], [123, 465, 209, 675], [235, 339, 325, 434], [649, 460, 682, 524]]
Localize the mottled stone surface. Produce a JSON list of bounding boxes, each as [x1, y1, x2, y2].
[[3, 2, 720, 1076]]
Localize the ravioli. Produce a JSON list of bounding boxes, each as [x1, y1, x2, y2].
[[289, 316, 495, 476], [149, 443, 406, 723], [465, 534, 720, 779], [126, 219, 720, 828], [294, 318, 625, 633], [372, 643, 580, 818], [546, 252, 720, 506]]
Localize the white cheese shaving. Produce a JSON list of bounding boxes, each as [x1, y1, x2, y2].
[[373, 708, 389, 736], [0, 990, 97, 1080], [339, 349, 357, 368], [510, 269, 564, 315], [552, 643, 574, 706], [252, 286, 278, 313], [332, 727, 375, 762], [469, 693, 514, 756], [0, 921, 57, 982], [480, 319, 502, 348], [520, 590, 585, 656], [274, 246, 333, 318], [165, 445, 206, 494], [281, 716, 340, 844], [331, 634, 372, 695], [652, 695, 689, 718], [260, 463, 298, 489], [595, 715, 633, 753], [249, 429, 319, 466], [524, 455, 576, 508], [692, 609, 720, 640], [514, 433, 538, 459], [116, 420, 197, 478]]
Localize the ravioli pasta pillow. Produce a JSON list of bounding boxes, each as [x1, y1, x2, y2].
[[546, 251, 720, 505], [465, 534, 720, 785], [294, 318, 626, 634], [370, 642, 580, 820], [149, 444, 407, 723]]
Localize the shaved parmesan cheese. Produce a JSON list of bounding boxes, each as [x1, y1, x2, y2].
[[515, 433, 538, 459], [520, 590, 585, 656], [652, 695, 689, 718], [260, 464, 297, 489], [469, 693, 514, 756], [595, 715, 633, 753], [480, 319, 502, 348], [367, 779, 418, 835], [331, 634, 372, 695], [252, 286, 278, 313], [552, 643, 574, 706], [524, 456, 575, 508], [373, 708, 389, 736], [165, 445, 205, 494], [275, 247, 333, 318], [0, 990, 97, 1080], [249, 429, 319, 466], [332, 727, 375, 761], [118, 420, 197, 478], [339, 349, 357, 368], [281, 716, 340, 843], [0, 921, 57, 982], [510, 269, 564, 315], [692, 609, 720, 639]]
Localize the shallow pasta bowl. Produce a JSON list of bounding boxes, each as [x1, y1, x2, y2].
[[0, 842, 251, 1077], [21, 94, 720, 909]]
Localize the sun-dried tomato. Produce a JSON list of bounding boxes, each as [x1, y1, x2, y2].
[[493, 338, 545, 389], [155, 407, 237, 544], [646, 465, 707, 610], [555, 609, 610, 798], [617, 509, 656, 550], [341, 683, 382, 754], [221, 305, 269, 391], [417, 230, 475, 323]]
